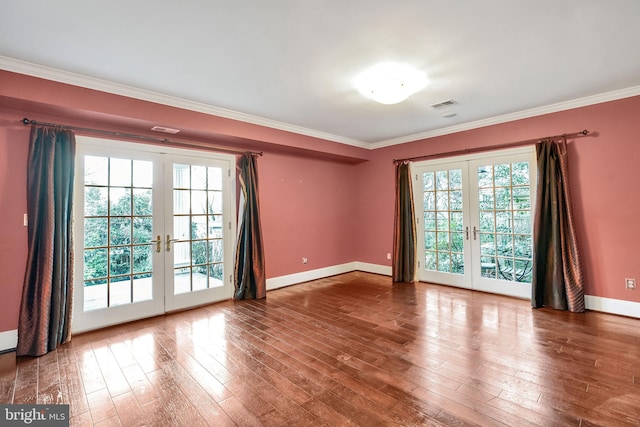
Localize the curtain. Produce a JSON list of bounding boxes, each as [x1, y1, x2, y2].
[[532, 139, 585, 312], [392, 161, 417, 282], [17, 126, 76, 356], [234, 153, 266, 300]]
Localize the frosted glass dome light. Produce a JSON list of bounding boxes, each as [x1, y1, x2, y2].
[[355, 63, 428, 105]]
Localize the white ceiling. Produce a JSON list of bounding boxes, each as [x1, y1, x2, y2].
[[2, 1, 640, 147]]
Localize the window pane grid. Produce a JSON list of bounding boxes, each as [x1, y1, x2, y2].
[[477, 162, 532, 283], [83, 157, 154, 311], [173, 165, 225, 295], [422, 169, 464, 275]]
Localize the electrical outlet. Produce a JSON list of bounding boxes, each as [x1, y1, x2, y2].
[[386, 253, 391, 260], [625, 278, 636, 291], [302, 257, 308, 264]]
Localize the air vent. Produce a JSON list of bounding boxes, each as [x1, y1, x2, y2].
[[430, 99, 457, 109], [151, 125, 180, 134]]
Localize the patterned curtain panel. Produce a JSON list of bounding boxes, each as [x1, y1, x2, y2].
[[532, 139, 585, 312], [234, 153, 266, 300], [17, 126, 76, 356], [392, 161, 417, 282]]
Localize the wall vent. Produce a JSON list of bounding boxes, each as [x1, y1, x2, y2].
[[151, 125, 180, 134], [430, 99, 457, 109]]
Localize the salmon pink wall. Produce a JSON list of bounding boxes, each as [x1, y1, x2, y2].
[[353, 95, 640, 304], [0, 76, 369, 332], [1, 70, 640, 338], [0, 70, 367, 163], [0, 118, 29, 332], [260, 153, 358, 278]]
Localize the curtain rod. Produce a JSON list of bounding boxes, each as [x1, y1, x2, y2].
[[22, 118, 263, 157], [393, 129, 590, 164]]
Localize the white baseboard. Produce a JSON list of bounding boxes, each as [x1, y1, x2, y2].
[[0, 329, 17, 353], [268, 262, 640, 320], [266, 262, 393, 291], [585, 295, 640, 319], [354, 261, 392, 276], [0, 268, 633, 353], [266, 262, 358, 290]]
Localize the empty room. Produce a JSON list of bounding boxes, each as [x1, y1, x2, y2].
[[1, 1, 639, 426]]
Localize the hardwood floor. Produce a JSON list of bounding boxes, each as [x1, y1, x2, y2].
[[1, 271, 639, 426]]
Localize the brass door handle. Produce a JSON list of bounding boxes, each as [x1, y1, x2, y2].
[[149, 235, 161, 253], [166, 235, 179, 252]]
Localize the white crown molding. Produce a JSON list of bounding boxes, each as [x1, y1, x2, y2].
[[0, 56, 369, 149], [4, 56, 640, 151], [370, 85, 640, 149]]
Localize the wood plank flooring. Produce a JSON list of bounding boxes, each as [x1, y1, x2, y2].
[[1, 271, 639, 426]]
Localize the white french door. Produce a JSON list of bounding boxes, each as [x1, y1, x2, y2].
[[413, 147, 536, 299], [163, 155, 234, 312], [73, 137, 236, 332]]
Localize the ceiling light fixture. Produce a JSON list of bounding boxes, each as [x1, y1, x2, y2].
[[355, 62, 428, 105]]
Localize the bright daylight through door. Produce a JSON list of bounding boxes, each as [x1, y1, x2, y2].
[[81, 155, 155, 309], [73, 138, 235, 332], [171, 164, 225, 294], [415, 148, 536, 298]]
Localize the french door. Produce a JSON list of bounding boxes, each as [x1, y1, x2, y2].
[[413, 147, 536, 299], [73, 137, 236, 332]]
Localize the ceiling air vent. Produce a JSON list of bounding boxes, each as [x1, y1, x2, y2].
[[151, 125, 180, 134], [430, 99, 457, 109]]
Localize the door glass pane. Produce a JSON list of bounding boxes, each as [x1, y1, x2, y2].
[[421, 168, 465, 275], [133, 160, 153, 187], [110, 158, 132, 187], [85, 187, 108, 216], [191, 166, 207, 190], [173, 164, 225, 295], [209, 167, 223, 190], [192, 190, 207, 214], [133, 189, 153, 216], [76, 142, 234, 332], [85, 156, 109, 185], [477, 161, 533, 283], [83, 156, 154, 311]]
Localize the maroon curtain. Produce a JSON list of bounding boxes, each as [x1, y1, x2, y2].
[[234, 153, 266, 300], [532, 139, 585, 312], [393, 161, 417, 282], [17, 126, 76, 356]]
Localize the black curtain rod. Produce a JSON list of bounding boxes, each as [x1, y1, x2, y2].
[[22, 118, 263, 157], [393, 129, 590, 164]]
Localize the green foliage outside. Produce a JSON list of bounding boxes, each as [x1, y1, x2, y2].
[[423, 162, 533, 282], [84, 186, 153, 285], [84, 186, 225, 286]]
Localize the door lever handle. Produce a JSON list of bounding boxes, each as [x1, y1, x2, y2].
[[473, 226, 478, 240], [166, 234, 179, 252], [149, 235, 161, 253], [465, 226, 469, 240]]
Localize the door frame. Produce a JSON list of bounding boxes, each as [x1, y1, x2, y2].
[[162, 153, 237, 312], [72, 137, 236, 333], [412, 146, 536, 299], [413, 159, 473, 289]]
